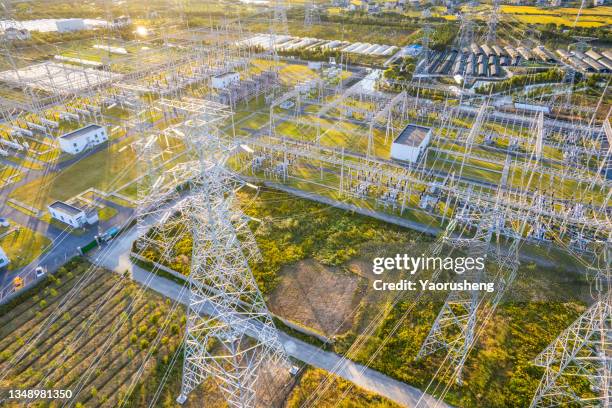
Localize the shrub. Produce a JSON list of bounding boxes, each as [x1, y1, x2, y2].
[[140, 339, 150, 350]]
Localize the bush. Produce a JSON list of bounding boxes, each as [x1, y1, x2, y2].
[[140, 339, 150, 350]]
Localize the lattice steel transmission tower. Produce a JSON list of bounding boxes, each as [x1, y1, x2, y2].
[[158, 99, 290, 407], [457, 10, 474, 51], [416, 9, 433, 75], [304, 0, 320, 27], [272, 0, 289, 35], [530, 242, 611, 408], [486, 0, 500, 44], [416, 209, 497, 383], [129, 94, 182, 259]]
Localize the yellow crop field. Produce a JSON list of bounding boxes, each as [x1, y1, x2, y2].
[[558, 6, 612, 15], [513, 14, 606, 27], [501, 5, 612, 27]]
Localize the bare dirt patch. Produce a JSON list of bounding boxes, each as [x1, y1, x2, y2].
[[268, 259, 364, 337]]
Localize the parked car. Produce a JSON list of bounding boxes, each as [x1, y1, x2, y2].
[[0, 218, 9, 228], [35, 267, 46, 278]]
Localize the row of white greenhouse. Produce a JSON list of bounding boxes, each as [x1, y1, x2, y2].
[[236, 34, 398, 57]]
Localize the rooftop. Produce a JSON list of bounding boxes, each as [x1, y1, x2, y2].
[[49, 200, 84, 217], [394, 124, 431, 147], [213, 71, 239, 79], [59, 124, 103, 142]]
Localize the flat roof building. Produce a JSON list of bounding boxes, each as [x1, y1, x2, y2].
[[48, 201, 98, 228], [391, 124, 432, 163], [58, 124, 107, 155]]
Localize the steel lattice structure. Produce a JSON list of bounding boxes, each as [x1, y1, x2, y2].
[[530, 243, 611, 408], [304, 0, 320, 27], [155, 98, 289, 407], [486, 0, 500, 44], [416, 209, 496, 383]]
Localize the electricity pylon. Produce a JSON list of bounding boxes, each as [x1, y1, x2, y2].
[[157, 98, 290, 407], [457, 11, 474, 50], [530, 243, 611, 408], [416, 209, 496, 383], [272, 0, 289, 35], [304, 0, 320, 27], [417, 149, 530, 384], [126, 93, 182, 260], [486, 0, 500, 44], [417, 10, 434, 75]]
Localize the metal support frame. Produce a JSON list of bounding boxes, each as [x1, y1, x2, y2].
[[157, 98, 290, 407]]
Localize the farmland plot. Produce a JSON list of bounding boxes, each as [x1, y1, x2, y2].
[[0, 259, 186, 408]]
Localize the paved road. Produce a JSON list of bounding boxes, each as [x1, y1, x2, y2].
[[89, 217, 449, 408]]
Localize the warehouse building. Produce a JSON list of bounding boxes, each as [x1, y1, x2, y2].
[[48, 201, 99, 228], [58, 124, 108, 154], [391, 124, 431, 163]]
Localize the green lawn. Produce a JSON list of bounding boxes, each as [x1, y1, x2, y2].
[[10, 137, 138, 211], [0, 224, 51, 270]]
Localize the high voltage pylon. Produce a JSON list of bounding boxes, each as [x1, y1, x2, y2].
[[304, 0, 320, 27], [457, 10, 474, 50], [416, 9, 433, 75], [530, 242, 611, 408], [417, 108, 550, 383], [486, 0, 500, 44], [155, 98, 290, 407], [272, 0, 289, 35], [416, 203, 499, 383], [129, 94, 182, 260]]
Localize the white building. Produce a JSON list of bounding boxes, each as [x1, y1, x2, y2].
[[390, 124, 431, 163], [58, 124, 107, 155], [56, 19, 86, 33], [48, 201, 98, 228], [0, 247, 9, 270], [211, 72, 240, 89]]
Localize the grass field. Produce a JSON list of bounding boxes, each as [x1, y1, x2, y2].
[[9, 137, 139, 211], [0, 224, 51, 270], [288, 367, 402, 407]]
